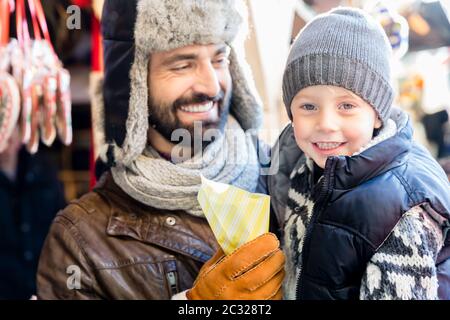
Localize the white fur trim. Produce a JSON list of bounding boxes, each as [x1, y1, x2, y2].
[[89, 71, 106, 160], [118, 47, 149, 166], [353, 119, 397, 156], [134, 0, 242, 53]]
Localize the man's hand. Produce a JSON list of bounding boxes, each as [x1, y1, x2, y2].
[[187, 233, 285, 300]]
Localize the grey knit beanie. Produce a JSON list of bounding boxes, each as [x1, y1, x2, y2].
[[282, 7, 394, 124]]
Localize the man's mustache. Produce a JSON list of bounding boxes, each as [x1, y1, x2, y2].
[[172, 91, 225, 111]]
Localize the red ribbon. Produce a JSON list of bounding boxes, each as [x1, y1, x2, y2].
[[26, 0, 41, 40], [0, 0, 9, 46], [16, 0, 31, 48], [32, 0, 53, 50]]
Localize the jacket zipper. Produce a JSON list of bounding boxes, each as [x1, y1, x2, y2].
[[166, 271, 178, 296], [295, 158, 336, 300]]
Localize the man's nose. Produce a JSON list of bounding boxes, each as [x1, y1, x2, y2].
[[192, 63, 221, 98]]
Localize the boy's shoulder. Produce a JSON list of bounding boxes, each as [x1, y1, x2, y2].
[[271, 123, 303, 174], [268, 124, 304, 224], [340, 141, 450, 224]]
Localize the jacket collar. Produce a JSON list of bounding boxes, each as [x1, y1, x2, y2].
[[328, 108, 412, 190], [94, 173, 217, 263]]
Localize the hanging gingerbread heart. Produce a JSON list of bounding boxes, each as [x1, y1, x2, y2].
[[56, 67, 72, 146], [0, 71, 21, 152]]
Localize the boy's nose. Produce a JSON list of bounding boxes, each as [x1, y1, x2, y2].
[[315, 110, 339, 133]]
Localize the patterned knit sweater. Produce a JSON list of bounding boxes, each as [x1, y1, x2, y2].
[[283, 121, 445, 300]]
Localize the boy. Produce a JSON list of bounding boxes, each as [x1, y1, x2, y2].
[[186, 7, 450, 300], [277, 7, 450, 299]]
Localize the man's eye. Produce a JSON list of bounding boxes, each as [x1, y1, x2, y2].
[[172, 64, 190, 71], [213, 57, 229, 66], [301, 104, 316, 111], [339, 103, 356, 110]]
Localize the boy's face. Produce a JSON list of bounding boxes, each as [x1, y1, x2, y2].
[[290, 85, 382, 169]]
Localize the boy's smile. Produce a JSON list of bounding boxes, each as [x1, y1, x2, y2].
[[290, 85, 382, 168], [312, 141, 347, 156]]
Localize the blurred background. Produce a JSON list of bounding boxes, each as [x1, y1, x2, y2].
[[0, 0, 449, 299]]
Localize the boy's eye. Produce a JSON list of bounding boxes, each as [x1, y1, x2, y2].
[[300, 104, 317, 111], [339, 103, 356, 110]]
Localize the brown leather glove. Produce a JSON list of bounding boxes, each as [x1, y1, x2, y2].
[[187, 233, 285, 300]]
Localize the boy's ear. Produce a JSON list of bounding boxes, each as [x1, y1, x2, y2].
[[374, 116, 382, 129]]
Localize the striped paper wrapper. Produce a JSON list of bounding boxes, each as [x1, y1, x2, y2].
[[197, 175, 270, 255]]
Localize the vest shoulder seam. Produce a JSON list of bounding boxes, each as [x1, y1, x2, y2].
[[316, 220, 378, 251]]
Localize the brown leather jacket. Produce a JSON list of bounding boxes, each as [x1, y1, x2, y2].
[[36, 172, 218, 299]]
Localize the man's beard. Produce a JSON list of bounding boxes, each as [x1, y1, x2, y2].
[[148, 89, 232, 152]]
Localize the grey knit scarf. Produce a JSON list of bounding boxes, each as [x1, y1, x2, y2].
[[111, 117, 261, 217]]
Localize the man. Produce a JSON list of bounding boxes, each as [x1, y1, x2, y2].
[[0, 129, 65, 299], [37, 0, 284, 299]]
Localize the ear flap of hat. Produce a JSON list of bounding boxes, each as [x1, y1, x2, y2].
[[101, 0, 141, 166], [89, 71, 106, 162], [110, 45, 150, 167], [228, 47, 263, 131]]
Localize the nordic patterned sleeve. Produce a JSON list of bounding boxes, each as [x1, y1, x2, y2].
[[360, 205, 444, 300]]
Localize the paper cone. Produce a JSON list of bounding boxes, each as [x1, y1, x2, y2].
[[197, 175, 270, 255]]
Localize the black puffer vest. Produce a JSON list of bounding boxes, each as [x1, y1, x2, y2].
[[269, 109, 450, 299]]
